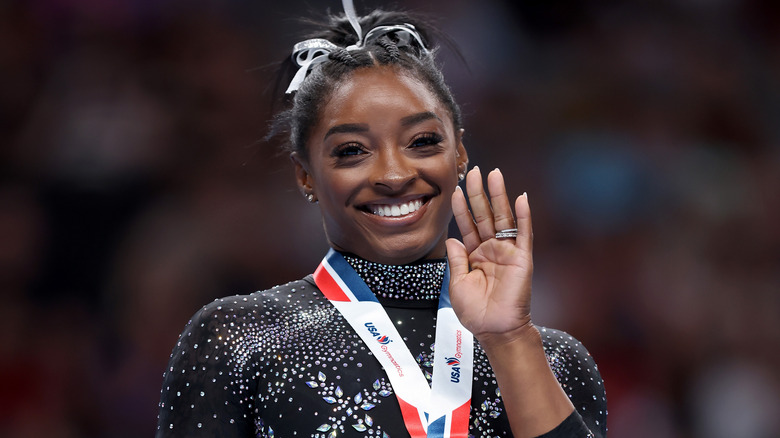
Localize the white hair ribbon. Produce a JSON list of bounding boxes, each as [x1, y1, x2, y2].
[[342, 0, 363, 50], [285, 38, 338, 94], [285, 0, 429, 94]]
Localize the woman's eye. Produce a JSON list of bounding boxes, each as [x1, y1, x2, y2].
[[410, 133, 444, 148], [334, 144, 365, 157]]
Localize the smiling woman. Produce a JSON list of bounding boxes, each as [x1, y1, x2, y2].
[[293, 67, 466, 265], [156, 1, 606, 437]]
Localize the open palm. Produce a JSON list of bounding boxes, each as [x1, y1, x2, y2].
[[445, 167, 534, 342]]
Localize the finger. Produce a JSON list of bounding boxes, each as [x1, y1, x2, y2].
[[514, 192, 533, 255], [487, 168, 516, 234], [452, 186, 482, 253], [445, 238, 470, 282], [465, 166, 496, 242]]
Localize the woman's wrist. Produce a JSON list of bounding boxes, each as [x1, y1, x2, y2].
[[475, 320, 541, 353]]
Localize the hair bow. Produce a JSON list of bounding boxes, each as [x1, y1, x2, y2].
[[286, 39, 339, 94], [285, 0, 429, 94]]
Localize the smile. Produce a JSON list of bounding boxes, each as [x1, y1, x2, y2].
[[367, 197, 428, 217]]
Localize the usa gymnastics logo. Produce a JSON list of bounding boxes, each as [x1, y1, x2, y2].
[[448, 330, 464, 383], [364, 322, 392, 344]]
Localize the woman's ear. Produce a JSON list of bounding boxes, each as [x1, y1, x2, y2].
[[290, 152, 317, 203], [455, 129, 469, 178]]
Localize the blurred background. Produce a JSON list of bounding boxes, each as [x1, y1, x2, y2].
[[1, 0, 779, 436]]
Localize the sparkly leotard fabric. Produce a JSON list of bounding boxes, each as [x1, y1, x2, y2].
[[156, 254, 607, 437]]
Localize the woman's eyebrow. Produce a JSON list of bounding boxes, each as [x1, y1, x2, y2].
[[400, 111, 441, 127], [323, 112, 440, 140], [324, 123, 369, 140]]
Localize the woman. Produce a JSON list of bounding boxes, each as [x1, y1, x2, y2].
[[156, 2, 606, 437]]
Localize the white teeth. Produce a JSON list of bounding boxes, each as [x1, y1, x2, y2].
[[371, 199, 424, 217]]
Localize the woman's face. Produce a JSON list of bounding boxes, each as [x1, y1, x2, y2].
[[293, 66, 467, 265]]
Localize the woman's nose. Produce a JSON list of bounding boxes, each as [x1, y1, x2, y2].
[[370, 148, 417, 192]]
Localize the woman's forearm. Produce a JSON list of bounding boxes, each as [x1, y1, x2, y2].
[[479, 324, 575, 438]]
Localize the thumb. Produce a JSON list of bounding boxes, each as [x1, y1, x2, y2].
[[445, 238, 470, 282]]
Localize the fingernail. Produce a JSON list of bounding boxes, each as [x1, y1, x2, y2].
[[523, 192, 528, 201], [473, 165, 480, 172], [455, 186, 463, 192]]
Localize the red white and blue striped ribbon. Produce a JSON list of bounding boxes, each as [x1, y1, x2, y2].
[[314, 249, 473, 437]]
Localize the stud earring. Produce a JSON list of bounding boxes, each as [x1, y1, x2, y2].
[[458, 172, 466, 181], [304, 193, 315, 203]]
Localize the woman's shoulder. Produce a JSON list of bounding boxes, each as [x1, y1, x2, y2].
[[174, 276, 322, 342], [166, 276, 323, 365], [537, 327, 597, 364], [537, 326, 608, 437], [194, 276, 319, 318], [536, 325, 603, 390]]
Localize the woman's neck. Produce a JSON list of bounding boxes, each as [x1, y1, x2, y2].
[[340, 252, 447, 301]]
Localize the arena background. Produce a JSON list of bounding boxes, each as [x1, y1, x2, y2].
[[1, 0, 779, 436]]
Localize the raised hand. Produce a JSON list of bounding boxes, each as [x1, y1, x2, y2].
[[445, 167, 534, 345], [447, 168, 578, 438]]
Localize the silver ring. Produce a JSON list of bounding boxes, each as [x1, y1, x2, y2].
[[495, 228, 518, 239]]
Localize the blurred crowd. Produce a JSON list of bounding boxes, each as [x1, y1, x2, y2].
[[1, 0, 778, 437]]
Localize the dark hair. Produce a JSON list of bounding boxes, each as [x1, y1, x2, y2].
[[269, 9, 463, 158]]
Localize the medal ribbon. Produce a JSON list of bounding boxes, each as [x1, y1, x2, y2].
[[313, 249, 473, 437]]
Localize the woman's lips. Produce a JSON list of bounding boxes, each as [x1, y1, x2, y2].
[[361, 196, 430, 218], [372, 199, 422, 217]]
